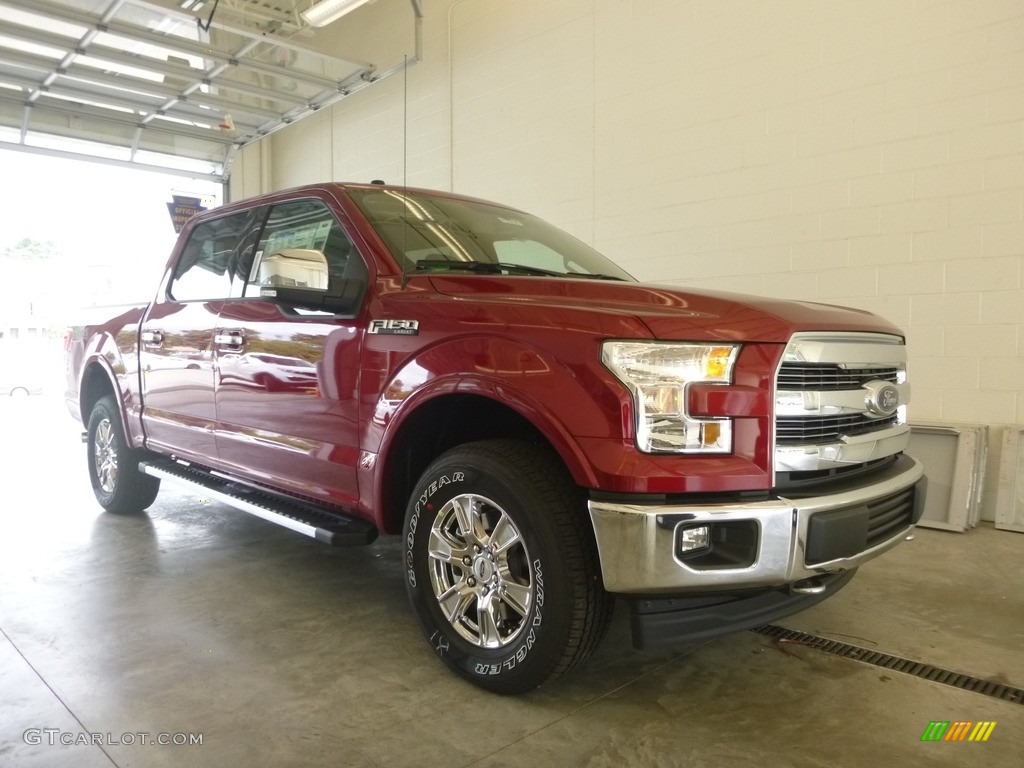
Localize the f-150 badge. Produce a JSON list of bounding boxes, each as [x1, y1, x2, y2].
[[369, 319, 420, 336]]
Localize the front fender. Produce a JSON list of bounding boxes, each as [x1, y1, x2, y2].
[[365, 334, 633, 507], [78, 353, 123, 426]]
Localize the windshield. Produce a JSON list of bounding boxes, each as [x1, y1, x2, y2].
[[347, 188, 635, 281]]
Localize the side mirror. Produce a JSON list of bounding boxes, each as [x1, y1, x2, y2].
[[256, 248, 364, 314], [257, 248, 329, 290]]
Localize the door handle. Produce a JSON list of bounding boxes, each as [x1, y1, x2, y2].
[[141, 330, 164, 345], [215, 332, 245, 347]]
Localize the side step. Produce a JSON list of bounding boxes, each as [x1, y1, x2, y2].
[[139, 459, 378, 546]]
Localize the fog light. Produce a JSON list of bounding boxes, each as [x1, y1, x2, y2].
[[674, 520, 759, 569], [678, 525, 711, 554]]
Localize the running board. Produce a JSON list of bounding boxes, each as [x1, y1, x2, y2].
[[139, 459, 378, 546]]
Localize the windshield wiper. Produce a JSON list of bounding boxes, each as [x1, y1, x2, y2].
[[412, 259, 624, 280], [565, 272, 627, 281], [414, 259, 562, 277]]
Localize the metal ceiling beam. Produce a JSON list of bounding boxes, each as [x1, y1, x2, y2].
[[0, 140, 223, 182], [138, 35, 265, 128], [18, 100, 29, 142], [55, 72, 267, 127], [129, 0, 372, 69], [187, 71, 310, 106], [0, 42, 280, 128], [243, 64, 375, 139], [73, 47, 315, 111], [2, 0, 370, 91], [0, 0, 374, 143], [0, 48, 55, 76], [0, 33, 310, 113], [0, 90, 236, 146], [25, 0, 125, 107], [45, 80, 272, 127], [0, 72, 269, 132], [0, 71, 38, 91], [45, 80, 163, 113], [0, 0, 419, 183]]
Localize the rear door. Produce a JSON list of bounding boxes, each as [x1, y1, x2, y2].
[[213, 197, 370, 510], [139, 208, 264, 463]]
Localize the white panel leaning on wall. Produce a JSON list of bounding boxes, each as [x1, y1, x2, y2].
[[908, 423, 988, 532], [995, 428, 1024, 533]]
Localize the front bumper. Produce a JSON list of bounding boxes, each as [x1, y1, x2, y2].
[[627, 569, 857, 649], [588, 454, 926, 594]]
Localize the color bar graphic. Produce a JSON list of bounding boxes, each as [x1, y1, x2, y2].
[[920, 721, 996, 742], [920, 721, 949, 741]]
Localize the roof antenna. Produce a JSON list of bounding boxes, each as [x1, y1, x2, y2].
[[400, 53, 410, 290], [403, 54, 408, 190]]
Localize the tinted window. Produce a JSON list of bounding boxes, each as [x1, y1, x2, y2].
[[247, 198, 366, 296], [347, 188, 634, 281], [169, 209, 262, 301]]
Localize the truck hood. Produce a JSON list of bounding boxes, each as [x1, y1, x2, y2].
[[428, 275, 901, 342]]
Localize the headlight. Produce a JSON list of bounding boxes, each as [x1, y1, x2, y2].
[[602, 341, 739, 454]]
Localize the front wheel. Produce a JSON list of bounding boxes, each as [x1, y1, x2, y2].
[[86, 395, 160, 514], [403, 440, 613, 694]]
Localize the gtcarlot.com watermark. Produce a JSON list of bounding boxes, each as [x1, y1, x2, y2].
[[24, 729, 203, 747]]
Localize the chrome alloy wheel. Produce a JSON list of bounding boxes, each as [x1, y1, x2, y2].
[[427, 493, 534, 649], [93, 417, 119, 494]]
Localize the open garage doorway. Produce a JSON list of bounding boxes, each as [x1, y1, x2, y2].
[[0, 148, 221, 398]]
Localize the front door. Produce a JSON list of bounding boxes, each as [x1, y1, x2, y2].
[[213, 197, 369, 511]]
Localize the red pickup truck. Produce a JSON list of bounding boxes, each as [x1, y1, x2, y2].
[[66, 182, 925, 693]]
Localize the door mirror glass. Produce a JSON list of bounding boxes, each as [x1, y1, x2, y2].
[[256, 248, 329, 290], [249, 198, 369, 315]]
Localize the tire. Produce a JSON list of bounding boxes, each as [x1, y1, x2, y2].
[[403, 439, 613, 694], [10, 387, 29, 397], [86, 395, 160, 514]]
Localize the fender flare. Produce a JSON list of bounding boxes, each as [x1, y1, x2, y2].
[[380, 371, 601, 487], [78, 343, 137, 448], [367, 334, 625, 528]]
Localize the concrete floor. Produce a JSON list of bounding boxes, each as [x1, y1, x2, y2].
[[1, 393, 1021, 768]]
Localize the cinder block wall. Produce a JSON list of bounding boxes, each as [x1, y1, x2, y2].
[[232, 0, 1024, 519]]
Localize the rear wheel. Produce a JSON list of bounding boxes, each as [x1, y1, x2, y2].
[[86, 395, 160, 514], [403, 440, 613, 694]]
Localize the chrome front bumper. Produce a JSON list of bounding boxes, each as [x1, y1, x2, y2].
[[588, 455, 925, 594]]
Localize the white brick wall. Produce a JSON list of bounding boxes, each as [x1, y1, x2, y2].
[[232, 0, 1024, 519]]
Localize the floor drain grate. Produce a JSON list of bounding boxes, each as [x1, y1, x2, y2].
[[752, 625, 1023, 705]]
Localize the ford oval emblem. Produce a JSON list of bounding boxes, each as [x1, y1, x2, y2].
[[864, 381, 900, 418]]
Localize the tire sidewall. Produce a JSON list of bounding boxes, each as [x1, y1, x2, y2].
[[87, 399, 120, 507], [403, 454, 573, 691]]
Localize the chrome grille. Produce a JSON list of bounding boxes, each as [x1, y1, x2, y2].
[[777, 413, 900, 444], [777, 364, 900, 391], [774, 332, 910, 473]]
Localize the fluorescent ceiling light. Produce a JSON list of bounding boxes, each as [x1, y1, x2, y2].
[[302, 0, 374, 28]]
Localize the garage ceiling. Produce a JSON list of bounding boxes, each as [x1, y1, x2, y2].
[[0, 0, 418, 181]]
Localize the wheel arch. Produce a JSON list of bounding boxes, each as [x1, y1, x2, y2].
[[373, 388, 598, 535], [79, 359, 122, 435]]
